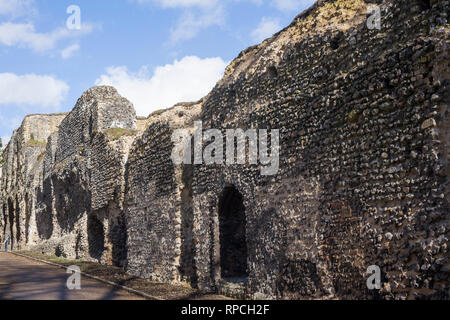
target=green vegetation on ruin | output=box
[27,133,47,147]
[27,139,47,147]
[347,109,360,123]
[105,128,137,140]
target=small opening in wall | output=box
[218,185,248,280]
[330,40,339,50]
[330,36,341,50]
[330,31,344,51]
[267,66,278,78]
[418,0,431,10]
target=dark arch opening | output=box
[7,198,14,249]
[36,179,54,240]
[2,204,6,243]
[267,66,278,78]
[109,213,127,267]
[88,213,105,262]
[330,32,343,50]
[15,197,21,244]
[180,162,197,286]
[25,194,31,244]
[2,204,6,230]
[218,186,248,279]
[417,0,431,10]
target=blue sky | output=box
[0,0,315,145]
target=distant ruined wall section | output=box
[55,86,136,164]
[1,114,67,250]
[0,86,142,267]
[0,0,449,300]
[35,86,138,266]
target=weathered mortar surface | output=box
[136,117,149,132]
[125,102,202,284]
[0,0,449,300]
[190,0,450,299]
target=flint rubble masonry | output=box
[1,0,449,299]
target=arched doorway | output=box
[2,204,6,234]
[25,194,30,244]
[7,198,14,250]
[15,197,21,244]
[218,186,248,280]
[1,204,6,244]
[88,213,105,262]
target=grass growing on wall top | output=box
[105,128,137,140]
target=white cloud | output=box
[0,0,96,57]
[95,56,227,116]
[0,0,35,17]
[251,17,281,42]
[272,0,315,12]
[134,0,308,44]
[0,73,69,108]
[61,43,80,59]
[0,22,93,53]
[132,0,226,44]
[170,5,225,43]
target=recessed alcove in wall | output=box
[25,193,31,244]
[418,0,431,10]
[2,204,6,234]
[180,162,197,285]
[88,213,105,262]
[218,185,248,280]
[330,32,343,50]
[15,197,21,243]
[8,198,14,249]
[267,66,278,78]
[36,178,54,240]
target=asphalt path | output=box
[0,252,143,300]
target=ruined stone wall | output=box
[0,0,448,301]
[0,114,67,250]
[189,0,449,299]
[125,102,201,284]
[33,86,137,265]
[0,86,140,267]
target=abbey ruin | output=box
[1,0,449,299]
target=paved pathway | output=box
[0,253,143,300]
